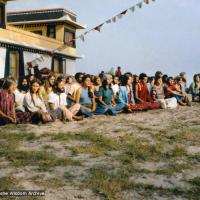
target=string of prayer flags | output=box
[52,0,158,51]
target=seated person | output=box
[18,77,29,94]
[135,73,161,110]
[39,73,56,108]
[118,74,136,112]
[76,75,96,117]
[175,76,192,106]
[111,76,120,97]
[14,81,26,112]
[0,78,17,125]
[151,76,177,109]
[92,76,102,98]
[48,79,83,122]
[65,76,73,96]
[67,73,83,105]
[165,77,189,106]
[95,74,117,116]
[24,79,52,124]
[189,74,200,102]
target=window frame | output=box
[64,28,76,48]
[47,25,56,39]
[0,3,5,29]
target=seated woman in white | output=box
[24,79,52,124]
[48,79,83,122]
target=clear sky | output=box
[7,0,200,82]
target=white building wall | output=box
[0,47,6,78]
[65,59,76,76]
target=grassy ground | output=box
[0,103,200,200]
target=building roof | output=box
[7,8,86,29]
[7,8,76,20]
[8,15,86,29]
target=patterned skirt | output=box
[16,112,32,124]
[129,101,161,111]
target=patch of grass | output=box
[31,175,65,189]
[4,150,81,171]
[120,137,163,161]
[132,182,200,199]
[86,167,133,200]
[70,145,106,156]
[42,145,55,150]
[63,171,76,182]
[157,128,200,145]
[55,130,119,156]
[164,146,188,159]
[0,176,18,190]
[155,162,191,176]
[188,154,200,162]
[187,177,200,188]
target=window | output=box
[64,28,76,48]
[53,57,64,74]
[32,30,43,35]
[0,3,5,28]
[53,58,60,74]
[47,25,56,39]
[9,51,19,80]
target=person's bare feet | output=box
[178,101,187,106]
[73,116,84,121]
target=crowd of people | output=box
[0,67,200,126]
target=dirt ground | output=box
[0,103,200,200]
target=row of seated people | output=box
[0,71,199,125]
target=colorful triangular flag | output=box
[144,0,149,4]
[106,19,112,24]
[112,16,117,23]
[84,31,89,35]
[117,14,123,19]
[129,6,135,12]
[94,23,104,32]
[120,9,128,15]
[136,2,143,8]
[79,35,85,42]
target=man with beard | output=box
[48,79,83,122]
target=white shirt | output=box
[111,84,119,95]
[48,92,67,110]
[14,89,25,112]
[24,92,47,113]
